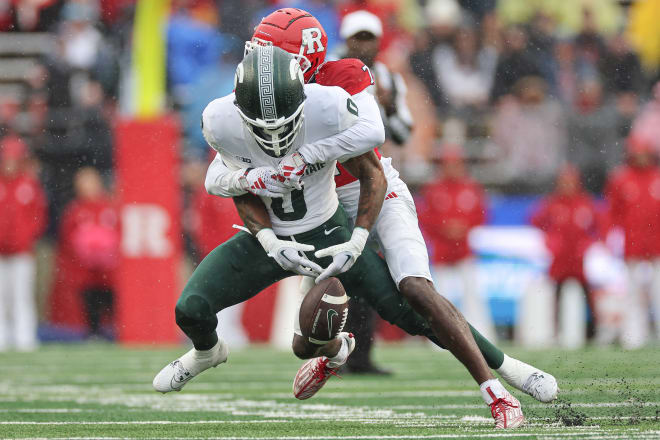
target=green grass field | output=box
[1,342,659,439]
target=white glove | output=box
[277,152,307,190]
[239,167,289,198]
[314,227,369,283]
[256,229,323,276]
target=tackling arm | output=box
[341,150,387,231]
[296,91,385,164]
[313,150,387,283]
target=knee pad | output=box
[175,294,217,334]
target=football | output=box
[299,277,349,345]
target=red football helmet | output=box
[246,8,328,82]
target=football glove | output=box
[277,152,307,190]
[314,227,369,284]
[239,167,289,198]
[256,228,323,277]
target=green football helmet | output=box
[234,45,306,158]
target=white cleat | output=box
[496,354,558,403]
[293,332,355,400]
[152,338,229,393]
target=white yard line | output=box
[265,391,480,399]
[0,408,88,413]
[10,432,660,440]
[389,402,660,410]
[0,420,290,425]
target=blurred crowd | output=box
[1,0,660,349]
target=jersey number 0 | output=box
[271,189,307,221]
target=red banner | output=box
[115,115,182,343]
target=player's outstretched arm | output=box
[314,151,386,283]
[233,193,322,277]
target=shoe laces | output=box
[490,397,517,419]
[312,358,340,382]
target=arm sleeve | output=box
[204,152,249,198]
[296,90,385,164]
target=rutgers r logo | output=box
[301,27,324,54]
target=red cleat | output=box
[293,332,355,400]
[488,389,525,429]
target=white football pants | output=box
[0,253,38,351]
[621,259,660,349]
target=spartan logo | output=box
[258,45,277,120]
[301,27,324,54]
[327,309,338,339]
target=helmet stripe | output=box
[258,45,277,121]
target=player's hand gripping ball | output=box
[299,277,349,345]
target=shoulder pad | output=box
[315,59,374,96]
[202,94,238,150]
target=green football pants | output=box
[175,206,437,350]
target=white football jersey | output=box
[202,83,359,236]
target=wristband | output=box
[238,168,254,191]
[351,227,369,252]
[256,228,278,253]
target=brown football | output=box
[299,277,349,345]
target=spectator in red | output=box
[605,136,660,349]
[418,144,495,341]
[531,165,603,339]
[49,167,119,338]
[0,135,47,351]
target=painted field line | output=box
[0,420,290,425]
[12,433,660,440]
[266,391,479,399]
[389,401,660,410]
[0,408,88,413]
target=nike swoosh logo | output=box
[338,255,351,271]
[327,309,338,338]
[324,226,341,236]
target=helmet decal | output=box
[234,63,244,87]
[301,27,324,54]
[289,58,304,84]
[258,45,277,121]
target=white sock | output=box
[327,337,349,368]
[496,354,531,389]
[480,378,507,405]
[183,339,225,375]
